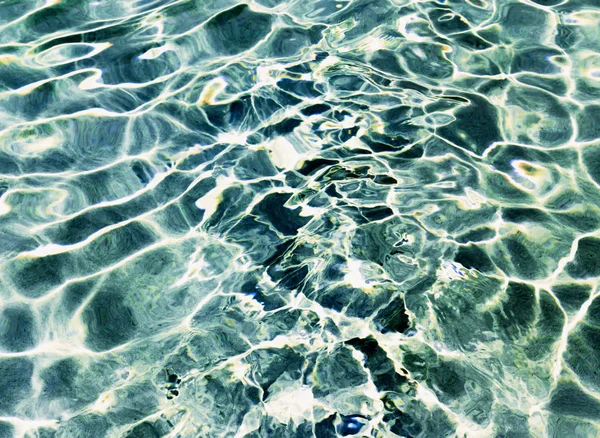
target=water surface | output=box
[1,0,600,436]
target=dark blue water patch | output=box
[56,413,110,438]
[234,149,278,180]
[251,192,312,236]
[82,288,138,351]
[131,160,155,185]
[577,105,600,142]
[257,117,303,138]
[548,381,600,420]
[387,409,424,437]
[312,346,368,398]
[437,93,502,156]
[317,255,344,283]
[277,78,324,99]
[23,0,90,37]
[454,32,493,51]
[511,89,573,143]
[151,172,196,204]
[244,347,304,399]
[202,185,255,232]
[374,297,411,334]
[477,77,510,96]
[268,264,309,292]
[0,227,39,257]
[199,371,259,433]
[329,74,373,92]
[454,227,496,244]
[60,278,99,316]
[304,190,333,208]
[202,97,259,133]
[526,290,564,361]
[494,282,536,341]
[516,74,568,96]
[48,208,127,246]
[9,252,72,298]
[40,358,81,400]
[346,336,410,393]
[228,97,252,129]
[315,415,337,438]
[0,2,37,25]
[372,175,398,185]
[429,359,472,403]
[555,24,581,49]
[308,285,366,316]
[0,63,49,91]
[72,161,150,205]
[0,358,34,415]
[341,204,395,224]
[492,406,532,437]
[338,416,366,435]
[565,324,600,390]
[125,422,164,438]
[300,103,331,117]
[362,132,411,153]
[565,237,600,279]
[242,279,286,311]
[32,31,83,55]
[334,126,360,143]
[552,283,592,314]
[125,418,174,438]
[265,25,325,58]
[500,3,550,43]
[543,207,598,234]
[511,47,563,74]
[368,49,407,76]
[336,0,397,38]
[401,43,454,80]
[0,305,38,353]
[576,78,600,101]
[380,105,417,128]
[0,422,14,438]
[73,222,156,274]
[297,158,339,176]
[126,113,184,155]
[502,207,552,225]
[204,5,272,56]
[584,295,600,326]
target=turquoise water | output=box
[1,0,600,436]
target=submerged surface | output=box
[1,0,600,436]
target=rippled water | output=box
[1,0,600,436]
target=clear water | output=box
[1,0,600,436]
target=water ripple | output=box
[1,0,600,436]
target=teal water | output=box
[1,0,600,436]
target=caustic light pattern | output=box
[1,0,600,437]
